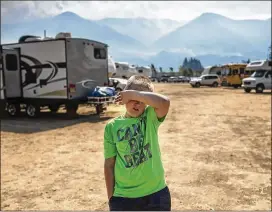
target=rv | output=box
[0,33,109,118]
[202,65,227,85]
[112,62,137,79]
[202,65,222,76]
[242,60,272,93]
[108,55,116,77]
[135,66,152,77]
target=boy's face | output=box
[125,100,146,118]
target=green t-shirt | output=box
[104,106,167,198]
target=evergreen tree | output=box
[159,67,163,72]
[183,58,188,69]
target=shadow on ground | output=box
[222,87,272,95]
[0,111,117,134]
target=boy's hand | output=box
[114,91,133,105]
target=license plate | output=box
[70,88,76,93]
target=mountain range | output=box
[1,11,271,70]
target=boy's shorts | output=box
[108,186,171,211]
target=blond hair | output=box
[124,75,154,92]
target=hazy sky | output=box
[1,1,271,24]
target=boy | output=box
[104,75,171,211]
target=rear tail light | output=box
[69,84,76,92]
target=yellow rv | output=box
[221,63,248,88]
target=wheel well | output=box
[256,83,265,88]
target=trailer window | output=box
[5,54,18,71]
[94,48,106,59]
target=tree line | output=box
[179,57,204,77]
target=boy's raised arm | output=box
[115,90,170,118]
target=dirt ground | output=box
[1,83,271,210]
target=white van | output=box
[242,60,272,93]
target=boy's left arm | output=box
[116,90,170,118]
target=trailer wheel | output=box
[49,105,60,113]
[96,104,104,115]
[7,103,20,117]
[66,103,78,118]
[26,104,40,118]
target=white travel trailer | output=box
[108,55,116,77]
[135,66,152,77]
[202,65,222,76]
[112,62,137,79]
[0,33,110,117]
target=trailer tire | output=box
[26,104,40,118]
[66,103,78,118]
[49,105,60,113]
[7,103,20,117]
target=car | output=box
[148,76,159,82]
[168,77,180,83]
[189,74,220,88]
[242,70,271,93]
[159,75,171,82]
[109,78,128,92]
[178,76,190,83]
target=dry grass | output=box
[1,84,271,210]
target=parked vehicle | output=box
[221,63,248,88]
[190,74,220,88]
[242,60,272,93]
[0,32,112,118]
[168,76,180,83]
[135,66,152,77]
[178,76,190,83]
[109,78,127,92]
[160,75,171,82]
[112,62,137,79]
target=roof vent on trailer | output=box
[18,35,41,43]
[55,32,72,39]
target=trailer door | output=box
[2,49,21,98]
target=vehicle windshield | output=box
[251,70,266,78]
